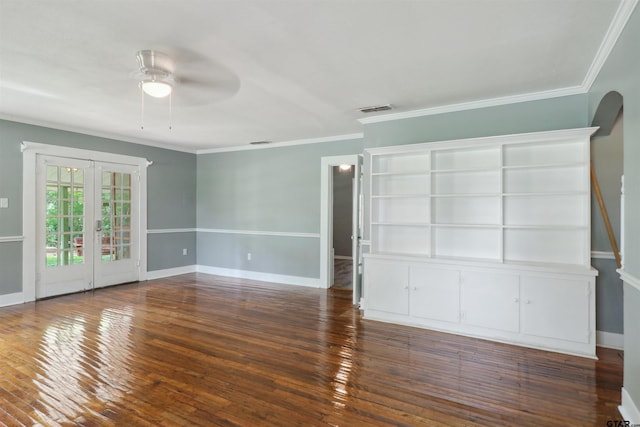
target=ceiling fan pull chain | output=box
[140,85,145,130]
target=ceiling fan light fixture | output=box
[136,50,175,98]
[141,79,173,98]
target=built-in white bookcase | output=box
[369,129,592,267]
[364,128,598,358]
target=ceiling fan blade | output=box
[172,66,240,106]
[171,79,239,106]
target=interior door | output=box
[352,155,363,305]
[37,156,140,298]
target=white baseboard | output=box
[196,265,321,288]
[0,292,24,307]
[1,265,319,309]
[596,330,624,350]
[334,255,353,260]
[146,265,197,280]
[620,387,640,424]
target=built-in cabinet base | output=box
[363,255,597,358]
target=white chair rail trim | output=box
[0,236,24,243]
[618,269,640,293]
[196,228,320,238]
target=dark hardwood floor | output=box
[0,273,624,426]
[332,258,353,289]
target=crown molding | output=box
[196,133,363,154]
[1,111,363,155]
[357,86,585,125]
[582,0,639,90]
[0,114,198,154]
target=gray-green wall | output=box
[591,112,624,335]
[364,94,588,148]
[0,118,197,298]
[196,138,362,279]
[589,5,640,417]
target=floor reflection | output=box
[316,289,358,416]
[33,306,134,422]
[36,317,88,421]
[96,307,134,401]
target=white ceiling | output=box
[0,0,631,152]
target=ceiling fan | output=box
[135,50,175,98]
[132,48,240,106]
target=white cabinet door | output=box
[521,276,591,344]
[409,265,460,323]
[364,259,409,315]
[461,271,519,332]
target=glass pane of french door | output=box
[45,164,85,267]
[100,170,132,262]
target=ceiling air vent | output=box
[359,104,392,113]
[249,140,271,145]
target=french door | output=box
[36,155,140,298]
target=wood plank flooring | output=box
[0,273,624,426]
[332,258,353,289]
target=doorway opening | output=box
[319,154,362,305]
[332,164,355,290]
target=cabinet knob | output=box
[514,298,519,303]
[525,299,532,304]
[404,286,409,290]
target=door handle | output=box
[96,220,102,232]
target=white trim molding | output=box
[618,269,640,292]
[0,236,24,243]
[20,141,153,166]
[2,113,197,154]
[0,292,24,307]
[147,228,197,234]
[591,250,617,260]
[583,0,639,90]
[620,387,640,424]
[147,265,197,280]
[197,265,321,288]
[197,133,363,154]
[320,154,361,290]
[596,330,624,350]
[358,86,585,125]
[197,228,319,238]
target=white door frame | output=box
[21,141,150,302]
[320,154,360,291]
